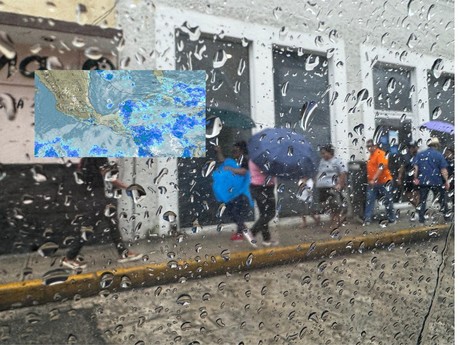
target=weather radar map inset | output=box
[34,70,206,158]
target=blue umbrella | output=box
[421,121,454,135]
[247,128,319,179]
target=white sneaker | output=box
[243,230,257,247]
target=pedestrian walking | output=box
[397,143,420,208]
[242,160,278,247]
[413,137,450,224]
[62,158,142,270]
[363,139,396,225]
[444,146,455,208]
[315,144,348,228]
[214,141,252,242]
[298,177,321,228]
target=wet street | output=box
[0,230,453,345]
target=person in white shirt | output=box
[315,144,348,228]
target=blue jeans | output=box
[418,185,448,223]
[364,184,395,222]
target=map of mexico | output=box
[34,70,206,158]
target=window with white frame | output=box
[427,72,454,147]
[272,45,331,217]
[175,29,253,227]
[372,63,413,113]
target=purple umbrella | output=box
[421,121,454,135]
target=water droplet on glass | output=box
[406,33,417,49]
[120,56,130,69]
[153,168,168,184]
[213,49,232,68]
[300,101,318,131]
[0,32,16,60]
[308,312,319,323]
[314,35,323,47]
[49,308,60,321]
[317,260,327,273]
[67,334,78,344]
[42,268,70,286]
[104,204,117,217]
[126,184,146,203]
[0,93,17,121]
[432,106,442,120]
[73,171,84,184]
[163,211,177,223]
[180,22,201,41]
[442,78,452,91]
[194,44,206,60]
[381,32,389,45]
[100,272,114,289]
[281,81,289,96]
[326,48,335,59]
[246,253,254,267]
[277,183,285,193]
[120,276,131,288]
[177,294,192,306]
[37,242,59,257]
[301,275,311,285]
[216,318,225,327]
[431,58,444,79]
[237,58,246,76]
[305,55,320,71]
[71,36,85,48]
[84,47,103,60]
[387,77,396,94]
[22,194,34,205]
[201,160,216,177]
[407,0,415,16]
[206,116,222,139]
[181,322,192,331]
[216,203,226,218]
[220,249,230,261]
[353,123,364,135]
[299,326,307,339]
[330,91,338,105]
[104,167,119,182]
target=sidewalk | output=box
[0,213,452,311]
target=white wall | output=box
[117,0,454,235]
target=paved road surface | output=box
[0,229,453,345]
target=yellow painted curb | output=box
[0,224,451,311]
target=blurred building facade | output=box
[0,1,454,245]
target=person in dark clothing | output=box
[245,160,277,247]
[62,158,142,270]
[215,141,251,242]
[413,137,450,224]
[397,143,420,208]
[444,146,454,208]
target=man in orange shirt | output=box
[363,139,396,225]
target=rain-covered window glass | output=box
[176,30,252,227]
[272,46,330,217]
[373,63,412,112]
[426,72,455,147]
[427,72,454,124]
